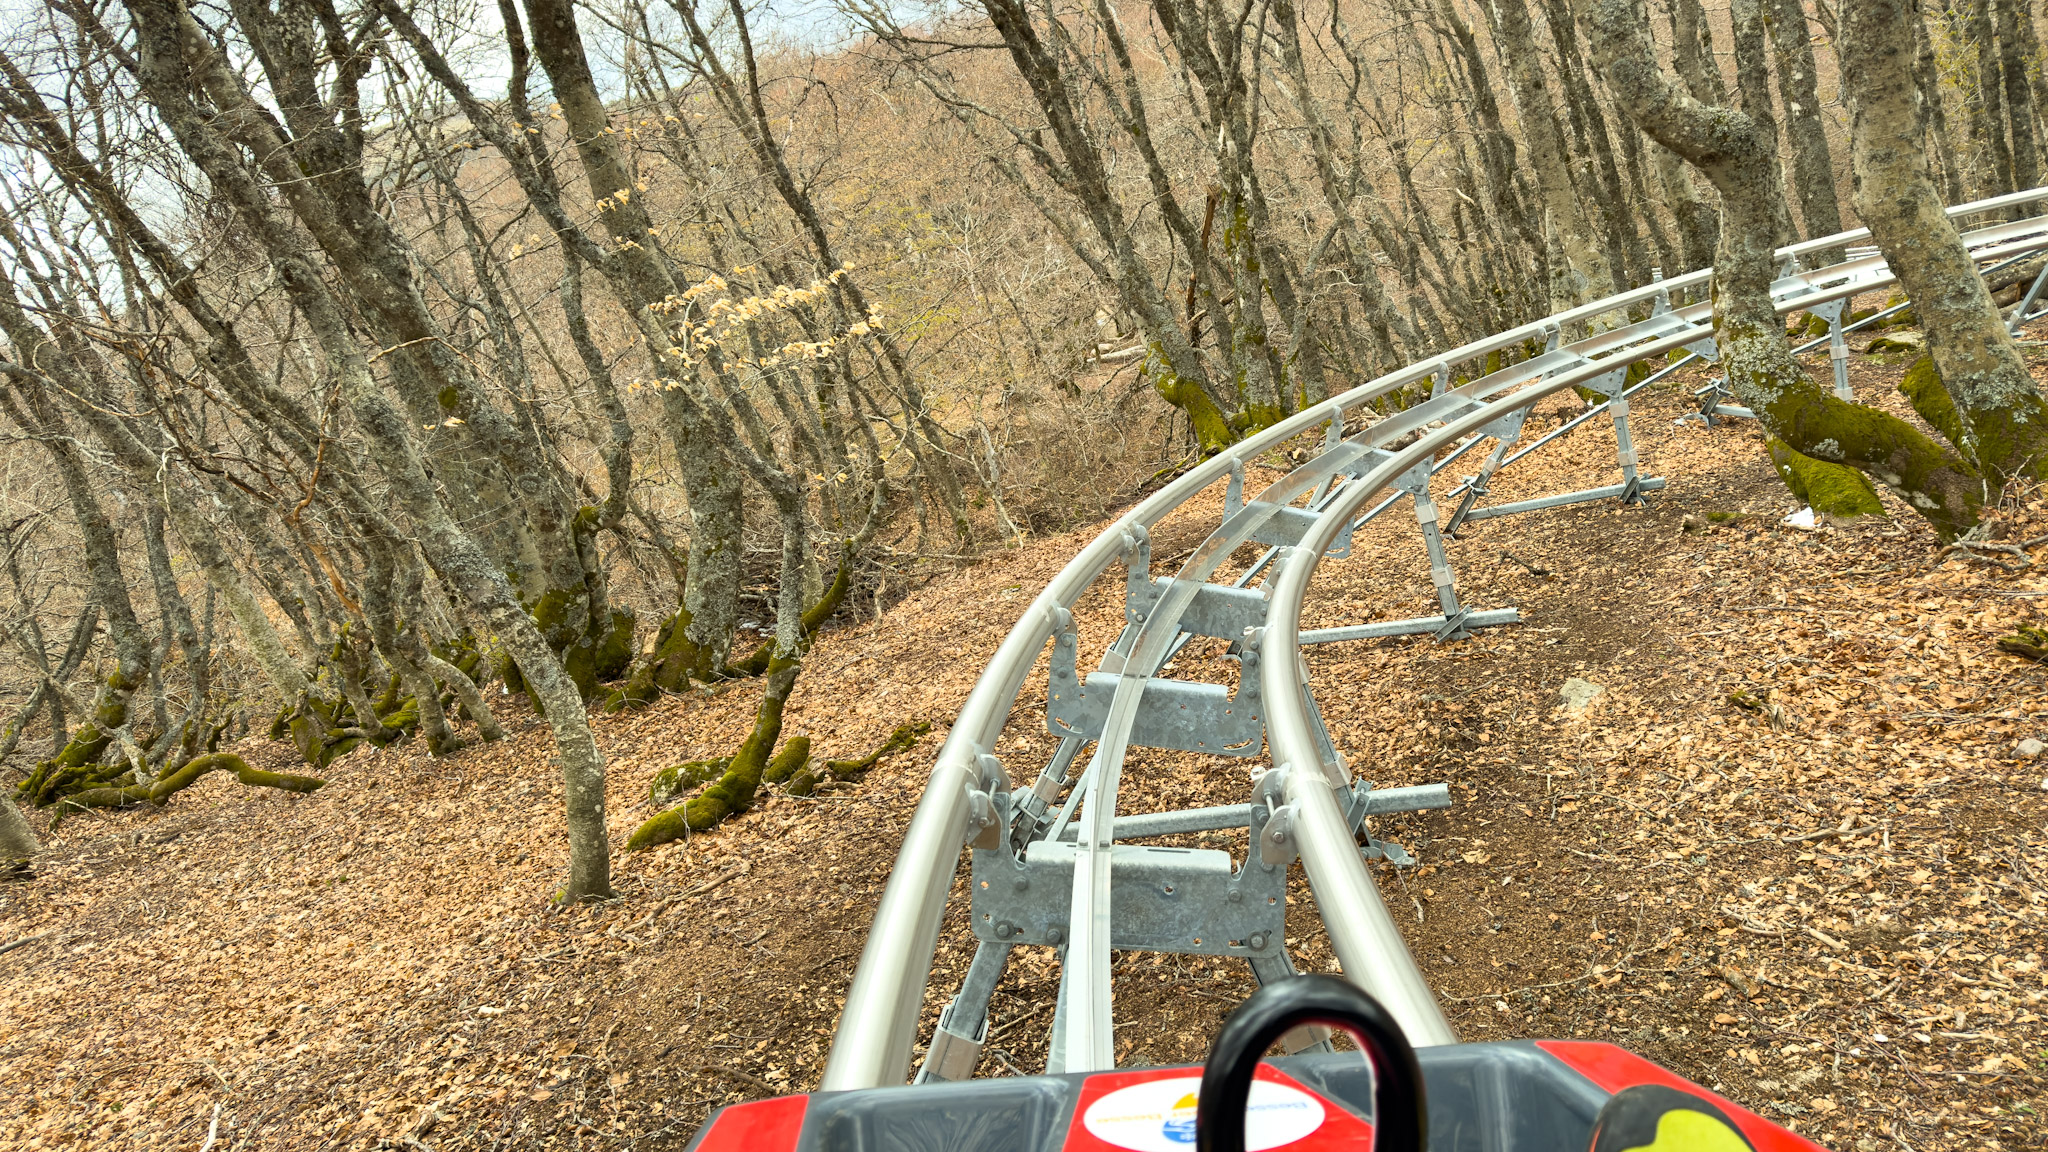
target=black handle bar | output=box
[1195,974,1426,1152]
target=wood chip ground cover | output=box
[2,340,2044,1150]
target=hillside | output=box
[3,355,2046,1152]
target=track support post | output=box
[916,941,1013,1083]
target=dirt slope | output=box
[3,352,2045,1152]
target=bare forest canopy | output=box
[2,0,2047,902]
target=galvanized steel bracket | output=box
[1045,623,1265,757]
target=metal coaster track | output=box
[819,188,2048,1092]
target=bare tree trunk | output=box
[1653,139,1720,271]
[1671,0,1731,104]
[2017,0,2048,173]
[1839,0,2048,480]
[0,791,37,867]
[1429,0,1545,268]
[1582,0,1987,538]
[141,505,206,762]
[1487,0,1617,307]
[1541,0,1645,284]
[1996,0,2041,192]
[1965,0,2017,196]
[1912,3,1966,203]
[1273,0,1410,369]
[1772,0,1846,257]
[1729,0,1796,247]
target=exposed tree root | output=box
[626,655,801,850]
[608,552,851,712]
[649,758,729,806]
[760,737,812,788]
[786,721,930,797]
[261,630,502,768]
[1766,436,1885,519]
[56,753,323,816]
[1998,626,2048,662]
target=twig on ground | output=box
[695,1063,780,1096]
[0,932,50,956]
[685,864,747,899]
[1782,823,1881,843]
[197,1103,222,1152]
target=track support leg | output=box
[916,941,1014,1083]
[1248,950,1335,1054]
[1402,470,1469,640]
[2010,259,2048,335]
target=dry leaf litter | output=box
[2,335,2044,1151]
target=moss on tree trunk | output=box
[60,753,323,813]
[1766,436,1886,518]
[626,654,802,849]
[605,602,721,712]
[725,553,852,679]
[1582,0,1987,541]
[1837,0,2048,482]
[649,757,729,806]
[1898,355,1969,450]
[786,721,930,796]
[610,548,854,712]
[1148,351,1236,455]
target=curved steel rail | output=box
[822,187,2048,1090]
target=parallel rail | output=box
[821,187,2048,1089]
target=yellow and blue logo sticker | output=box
[1080,1076,1326,1151]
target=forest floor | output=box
[3,332,2046,1152]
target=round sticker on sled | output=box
[1081,1076,1326,1152]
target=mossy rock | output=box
[1765,436,1885,519]
[650,757,729,806]
[1789,312,1829,339]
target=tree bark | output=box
[1729,0,1796,247]
[1838,0,2048,481]
[1911,3,1966,203]
[1487,0,1618,307]
[1581,0,1987,538]
[1771,0,1846,257]
[1995,0,2040,193]
[1964,0,2016,197]
[1669,0,1731,105]
[0,791,38,867]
